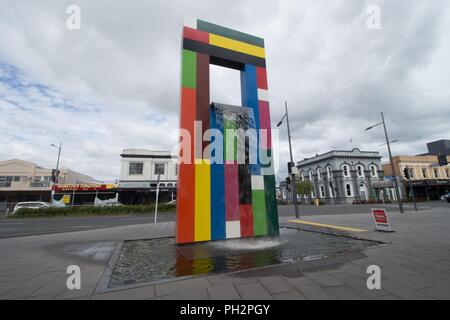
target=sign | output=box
[53,184,116,192]
[371,208,394,232]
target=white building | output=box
[118,150,178,204]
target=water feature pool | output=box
[109,227,380,288]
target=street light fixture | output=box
[379,140,399,147]
[277,101,300,219]
[51,142,62,184]
[366,112,404,214]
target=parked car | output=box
[441,193,450,203]
[13,201,51,213]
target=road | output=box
[0,201,447,239]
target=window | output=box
[422,168,427,179]
[320,186,325,198]
[129,162,144,175]
[317,168,323,181]
[326,166,333,179]
[357,165,364,177]
[0,176,12,188]
[329,182,335,198]
[370,165,378,177]
[434,169,439,178]
[343,165,350,177]
[446,168,449,178]
[33,176,42,182]
[154,163,165,175]
[309,170,314,181]
[301,172,305,181]
[346,184,352,197]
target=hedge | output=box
[10,204,176,219]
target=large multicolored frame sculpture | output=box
[177,18,279,244]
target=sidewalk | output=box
[1,207,450,300]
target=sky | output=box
[0,0,449,182]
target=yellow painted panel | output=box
[209,34,265,58]
[195,159,211,241]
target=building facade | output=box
[118,150,178,204]
[282,149,386,204]
[383,155,450,201]
[0,159,99,211]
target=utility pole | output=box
[278,101,300,218]
[366,113,404,214]
[405,166,418,211]
[154,174,161,224]
[51,142,62,184]
[381,112,404,214]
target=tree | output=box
[296,180,314,196]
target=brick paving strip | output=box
[1,206,450,300]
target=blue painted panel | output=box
[210,106,226,240]
[241,64,261,175]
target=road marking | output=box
[288,220,368,232]
[0,222,26,225]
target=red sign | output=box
[52,184,110,192]
[371,208,393,232]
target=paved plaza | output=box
[0,203,449,300]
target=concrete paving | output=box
[0,202,449,300]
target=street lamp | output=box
[277,101,300,219]
[365,112,404,214]
[51,142,62,184]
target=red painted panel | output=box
[258,101,272,150]
[225,163,240,221]
[196,53,210,158]
[240,205,254,238]
[183,27,209,44]
[177,87,196,244]
[256,67,268,89]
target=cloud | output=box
[0,0,449,182]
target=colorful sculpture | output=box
[177,18,278,244]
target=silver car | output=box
[13,201,51,213]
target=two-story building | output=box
[0,159,99,211]
[383,155,450,201]
[281,148,386,204]
[118,149,178,205]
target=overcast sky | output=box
[1,0,449,182]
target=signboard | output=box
[52,184,116,192]
[371,208,394,232]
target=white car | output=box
[13,201,51,213]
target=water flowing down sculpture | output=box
[177,18,279,244]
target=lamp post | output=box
[365,112,404,214]
[50,142,62,204]
[51,142,62,184]
[277,101,300,219]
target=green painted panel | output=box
[264,175,279,236]
[197,20,265,48]
[224,117,236,162]
[182,49,197,88]
[252,190,267,236]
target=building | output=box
[281,149,387,204]
[383,155,450,201]
[118,150,178,205]
[423,139,450,156]
[0,159,99,211]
